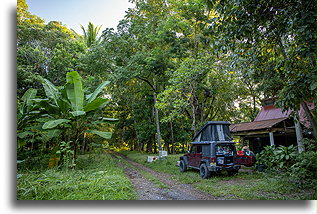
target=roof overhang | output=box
[230,117,290,135]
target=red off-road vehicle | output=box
[179,121,241,179]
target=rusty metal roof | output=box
[230,117,287,133]
[230,99,315,134]
[254,105,291,121]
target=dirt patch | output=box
[218,179,247,185]
[111,152,221,200]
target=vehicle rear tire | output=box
[200,163,210,179]
[179,160,187,172]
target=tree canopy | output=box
[17,0,315,156]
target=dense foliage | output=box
[17,0,315,157]
[256,139,316,187]
[16,0,315,201]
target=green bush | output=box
[256,145,276,169]
[289,139,316,187]
[256,139,316,187]
[256,144,297,171]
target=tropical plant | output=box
[17,88,39,150]
[81,22,102,48]
[256,145,297,170]
[37,71,117,167]
[289,139,316,187]
[272,145,297,169]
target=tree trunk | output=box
[191,102,196,132]
[81,133,86,153]
[137,77,163,152]
[301,101,316,138]
[153,135,157,154]
[170,121,175,154]
[153,91,163,152]
[146,140,152,153]
[294,117,305,153]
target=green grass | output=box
[119,150,315,200]
[17,153,137,200]
[114,153,169,189]
[192,172,314,200]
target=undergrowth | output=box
[17,153,137,200]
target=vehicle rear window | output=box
[216,144,234,155]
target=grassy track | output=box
[119,150,315,200]
[17,150,315,200]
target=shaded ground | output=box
[110,151,221,200]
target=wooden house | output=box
[230,98,314,154]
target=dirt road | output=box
[111,152,221,200]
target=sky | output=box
[27,0,134,34]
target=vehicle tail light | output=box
[237,151,244,156]
[210,157,216,163]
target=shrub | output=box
[289,139,316,187]
[256,139,316,187]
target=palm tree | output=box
[81,22,102,48]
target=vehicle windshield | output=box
[216,144,234,155]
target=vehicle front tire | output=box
[179,160,187,172]
[200,163,210,179]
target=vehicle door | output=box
[194,145,203,167]
[188,144,202,168]
[187,145,196,167]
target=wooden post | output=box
[240,136,245,146]
[269,132,275,146]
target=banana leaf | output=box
[17,131,34,139]
[42,119,71,129]
[87,81,110,103]
[21,88,37,112]
[70,111,86,117]
[66,71,84,113]
[44,129,63,139]
[84,98,109,112]
[93,117,119,125]
[39,76,61,107]
[86,130,112,139]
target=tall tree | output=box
[17,1,85,97]
[81,22,102,48]
[210,0,316,136]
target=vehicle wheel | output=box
[179,160,187,172]
[200,163,210,179]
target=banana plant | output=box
[39,71,114,132]
[37,71,117,165]
[17,88,43,150]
